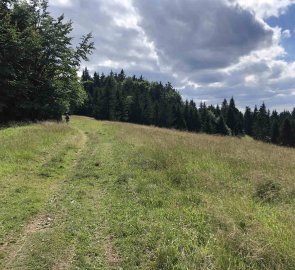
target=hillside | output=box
[1,116,295,269]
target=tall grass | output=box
[100,121,295,269]
[1,117,295,269]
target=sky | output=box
[48,0,295,110]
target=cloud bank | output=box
[49,0,295,110]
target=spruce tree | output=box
[173,105,186,130]
[194,110,202,132]
[153,102,160,126]
[203,111,216,134]
[114,88,124,121]
[101,76,117,120]
[142,92,153,125]
[244,106,253,135]
[215,105,221,117]
[280,118,294,147]
[100,73,106,86]
[253,103,270,141]
[188,100,200,132]
[93,72,100,87]
[216,116,230,135]
[118,69,126,82]
[184,100,190,130]
[226,97,240,135]
[221,99,229,120]
[271,120,279,144]
[227,108,236,135]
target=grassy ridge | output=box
[1,117,295,269]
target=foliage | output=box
[0,0,94,122]
[78,68,295,147]
[76,69,232,136]
[280,118,295,147]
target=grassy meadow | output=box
[1,116,295,269]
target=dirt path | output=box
[1,127,88,270]
[1,118,121,270]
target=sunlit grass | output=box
[1,116,295,269]
[98,121,295,269]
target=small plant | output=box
[254,181,281,203]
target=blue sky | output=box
[49,0,295,111]
[267,5,295,62]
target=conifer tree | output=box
[101,76,117,120]
[114,88,124,121]
[100,73,106,86]
[221,99,229,120]
[184,100,190,130]
[215,105,221,117]
[194,110,202,132]
[226,98,237,135]
[202,111,216,134]
[244,106,253,135]
[216,116,230,135]
[253,103,270,141]
[271,120,279,144]
[188,100,200,132]
[118,69,126,82]
[172,105,186,130]
[153,102,160,126]
[142,92,153,125]
[93,72,100,87]
[280,118,294,147]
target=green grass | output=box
[1,116,295,269]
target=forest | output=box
[1,0,295,147]
[76,68,295,147]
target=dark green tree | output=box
[188,100,201,132]
[216,116,230,135]
[118,69,126,82]
[226,97,243,135]
[253,103,270,141]
[172,104,186,130]
[93,72,100,87]
[271,120,279,144]
[221,99,229,120]
[280,118,294,147]
[244,106,253,135]
[0,0,94,122]
[101,76,117,120]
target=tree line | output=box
[76,68,295,147]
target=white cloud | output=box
[235,0,294,18]
[50,0,72,7]
[282,29,292,38]
[134,0,273,71]
[48,0,295,110]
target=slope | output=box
[1,116,295,269]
